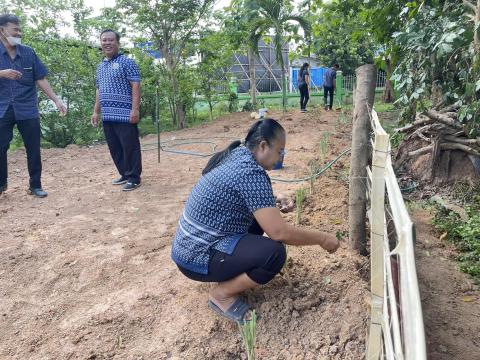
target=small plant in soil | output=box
[296,188,306,225]
[280,245,293,287]
[319,131,330,164]
[338,109,350,126]
[238,310,257,360]
[336,230,348,241]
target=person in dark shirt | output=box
[323,63,339,111]
[298,62,310,113]
[172,118,340,324]
[0,14,67,198]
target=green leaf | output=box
[475,80,480,92]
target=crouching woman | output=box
[171,118,339,323]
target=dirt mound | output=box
[0,108,368,359]
[395,137,479,184]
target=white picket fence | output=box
[365,109,426,359]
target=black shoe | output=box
[300,109,306,113]
[112,176,128,185]
[122,182,141,191]
[29,187,48,198]
[324,105,328,111]
[0,183,7,194]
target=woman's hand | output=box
[275,193,295,213]
[321,233,340,253]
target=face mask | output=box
[7,36,21,46]
[1,29,21,46]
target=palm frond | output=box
[284,15,311,38]
[256,0,282,19]
[248,18,271,55]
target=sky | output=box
[79,0,238,45]
[84,0,232,15]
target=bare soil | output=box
[0,108,478,359]
[412,209,480,360]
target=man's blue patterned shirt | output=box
[95,53,140,123]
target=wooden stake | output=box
[348,64,377,254]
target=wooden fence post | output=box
[366,111,389,359]
[348,64,377,254]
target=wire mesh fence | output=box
[344,71,386,92]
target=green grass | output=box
[9,95,399,151]
[139,107,227,137]
[8,107,224,152]
[432,204,480,282]
[374,102,396,113]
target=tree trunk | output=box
[475,0,480,71]
[463,0,480,69]
[248,47,257,107]
[348,64,377,255]
[176,101,186,129]
[475,1,480,59]
[280,57,287,111]
[163,46,186,128]
[382,58,395,103]
[208,100,213,121]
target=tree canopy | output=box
[2,0,479,145]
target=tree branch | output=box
[395,116,433,133]
[444,135,480,146]
[425,109,463,129]
[409,142,480,157]
[463,0,476,12]
[441,142,480,156]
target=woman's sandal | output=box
[208,298,259,324]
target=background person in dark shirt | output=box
[323,63,339,111]
[0,14,67,198]
[298,62,310,113]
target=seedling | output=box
[295,188,306,225]
[319,132,330,164]
[238,310,257,360]
[338,109,350,126]
[280,245,292,287]
[336,230,348,241]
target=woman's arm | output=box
[254,207,339,252]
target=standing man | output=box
[323,63,339,111]
[91,29,142,191]
[0,14,67,198]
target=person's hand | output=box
[91,112,99,127]
[0,69,22,80]
[54,99,67,117]
[129,109,140,124]
[276,193,295,213]
[322,233,340,253]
